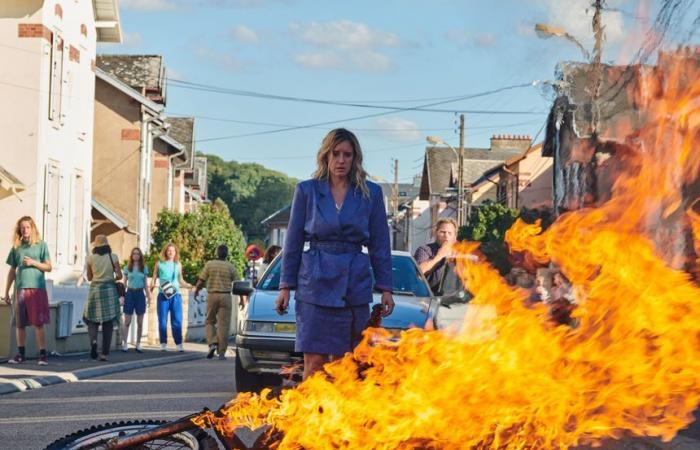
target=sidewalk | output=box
[0,342,209,395]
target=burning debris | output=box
[187,49,700,450]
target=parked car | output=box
[232,250,439,392]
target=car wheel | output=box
[235,350,264,393]
[235,351,284,393]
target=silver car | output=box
[232,250,439,392]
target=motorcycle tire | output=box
[43,419,218,450]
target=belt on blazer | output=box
[308,241,363,254]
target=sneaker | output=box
[218,354,227,361]
[122,342,128,352]
[135,344,143,353]
[7,353,24,364]
[206,345,217,359]
[177,344,184,352]
[38,355,48,366]
[160,343,167,352]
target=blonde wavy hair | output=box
[12,216,41,248]
[312,128,370,198]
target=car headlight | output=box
[243,321,296,333]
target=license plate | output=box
[275,323,296,333]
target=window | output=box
[48,32,64,123]
[43,163,61,263]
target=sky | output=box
[102,0,671,182]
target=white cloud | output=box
[542,0,625,46]
[290,20,402,50]
[293,52,344,70]
[289,20,402,72]
[445,30,497,49]
[201,0,293,6]
[375,117,421,142]
[293,50,393,73]
[230,25,260,44]
[195,47,247,71]
[120,0,181,11]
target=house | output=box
[469,143,552,211]
[184,156,209,212]
[418,134,532,232]
[161,117,196,214]
[375,179,423,251]
[92,67,169,258]
[261,204,291,247]
[0,0,121,356]
[94,55,192,255]
[0,0,121,291]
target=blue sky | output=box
[104,0,662,182]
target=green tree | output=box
[205,154,297,242]
[147,199,246,283]
[459,201,520,274]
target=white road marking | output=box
[0,411,194,424]
[0,392,235,405]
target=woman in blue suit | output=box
[275,128,394,379]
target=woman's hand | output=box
[380,291,395,317]
[275,288,290,315]
[2,295,10,306]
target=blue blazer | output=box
[280,178,393,307]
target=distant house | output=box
[469,143,552,211]
[0,0,121,290]
[261,205,291,247]
[418,134,533,231]
[375,179,423,251]
[184,156,208,212]
[163,117,196,213]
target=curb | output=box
[0,352,203,396]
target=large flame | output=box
[195,51,700,449]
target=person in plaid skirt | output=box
[84,235,123,361]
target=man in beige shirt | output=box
[194,245,239,360]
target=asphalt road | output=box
[0,357,237,450]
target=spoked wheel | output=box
[44,420,218,450]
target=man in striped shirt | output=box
[194,245,240,360]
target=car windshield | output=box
[257,254,432,297]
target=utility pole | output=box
[590,0,604,134]
[391,159,399,249]
[392,159,399,217]
[457,114,465,227]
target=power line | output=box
[167,78,546,115]
[193,85,547,144]
[169,112,542,133]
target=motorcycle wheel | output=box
[43,420,218,450]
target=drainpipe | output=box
[166,146,186,210]
[138,109,164,252]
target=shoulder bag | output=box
[160,263,178,299]
[110,254,126,297]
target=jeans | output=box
[157,293,182,345]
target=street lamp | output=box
[426,135,465,227]
[534,23,590,61]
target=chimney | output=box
[490,134,531,152]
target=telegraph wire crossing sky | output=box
[107,0,667,181]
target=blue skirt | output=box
[295,300,370,355]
